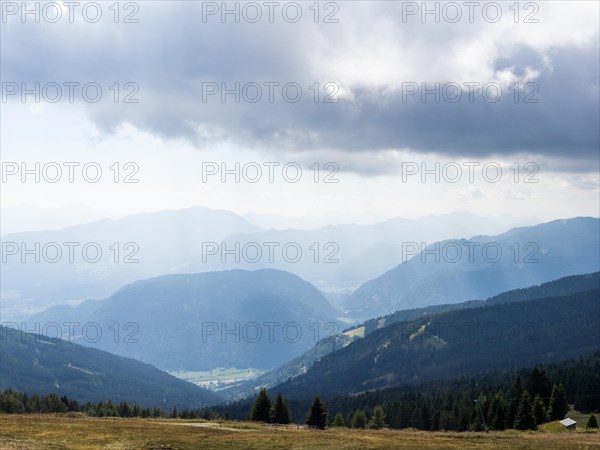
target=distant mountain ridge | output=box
[215,211,535,291]
[1,206,263,318]
[346,217,600,319]
[1,208,530,319]
[0,326,222,409]
[362,271,600,334]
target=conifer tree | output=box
[332,412,346,427]
[532,395,548,426]
[526,368,553,408]
[249,389,272,422]
[368,406,387,429]
[270,393,291,424]
[351,410,367,428]
[548,384,569,421]
[488,391,507,430]
[306,396,327,429]
[514,391,536,430]
[507,375,523,427]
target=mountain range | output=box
[4,212,599,410]
[0,207,530,319]
[346,217,600,319]
[17,217,600,375]
[0,206,261,318]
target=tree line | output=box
[0,390,217,420]
[248,389,329,429]
[247,389,389,430]
[249,367,599,431]
[320,365,598,431]
[243,369,575,431]
[217,353,600,430]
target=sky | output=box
[1,1,599,233]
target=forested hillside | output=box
[0,326,221,409]
[271,288,600,399]
[218,352,600,430]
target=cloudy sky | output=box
[1,1,598,232]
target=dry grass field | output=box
[1,414,599,450]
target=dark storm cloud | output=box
[310,46,600,158]
[2,2,598,173]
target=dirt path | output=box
[155,421,249,432]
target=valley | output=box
[169,368,264,391]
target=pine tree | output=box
[119,401,132,418]
[351,410,367,429]
[586,414,598,429]
[526,367,553,409]
[332,412,345,427]
[507,375,523,428]
[249,389,272,422]
[306,396,327,429]
[514,391,536,430]
[548,384,569,421]
[368,406,387,429]
[270,393,291,424]
[171,406,178,419]
[532,395,548,426]
[488,391,507,430]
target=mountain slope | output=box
[0,326,221,409]
[271,288,600,399]
[347,217,600,319]
[0,206,262,318]
[362,271,600,334]
[31,269,339,371]
[220,272,599,399]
